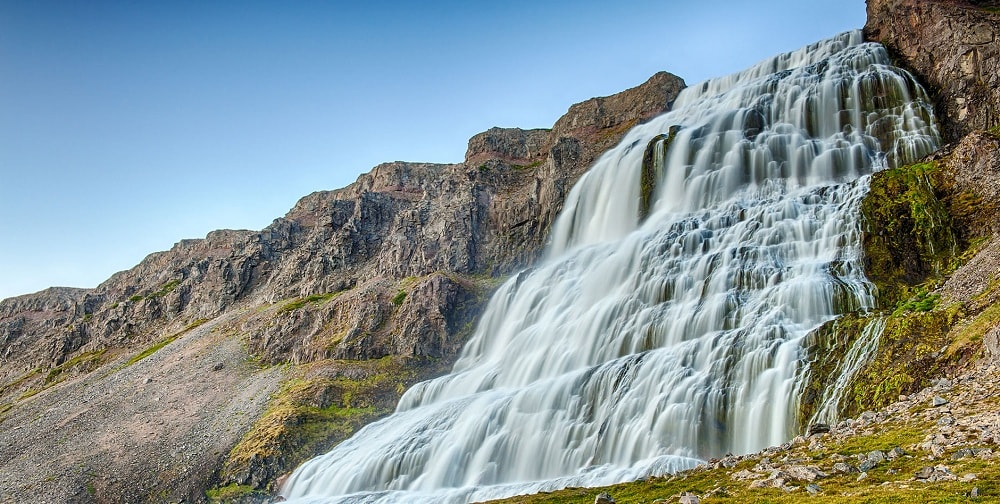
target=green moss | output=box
[221,356,433,491]
[277,292,339,314]
[893,288,940,314]
[861,161,957,308]
[391,290,407,306]
[206,483,260,502]
[149,279,181,298]
[845,304,961,417]
[129,295,144,303]
[639,126,680,222]
[45,349,108,384]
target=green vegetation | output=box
[485,417,995,504]
[220,356,435,492]
[860,161,956,309]
[391,290,407,306]
[0,368,41,397]
[125,279,183,304]
[125,318,208,366]
[893,288,940,314]
[149,279,181,298]
[639,126,680,222]
[844,304,962,417]
[206,483,260,502]
[277,292,339,314]
[511,160,544,170]
[45,349,107,384]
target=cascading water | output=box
[283,31,939,503]
[811,316,888,424]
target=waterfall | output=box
[282,30,939,503]
[810,316,888,424]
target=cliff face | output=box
[865,0,1000,142]
[0,72,684,502]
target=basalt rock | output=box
[865,0,1000,142]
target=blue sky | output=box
[0,1,865,300]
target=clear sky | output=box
[0,1,866,301]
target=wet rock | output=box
[807,423,830,436]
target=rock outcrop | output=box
[865,0,1000,141]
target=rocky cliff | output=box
[865,0,1000,142]
[0,72,684,503]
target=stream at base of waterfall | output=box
[282,30,940,503]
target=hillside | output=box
[0,70,684,502]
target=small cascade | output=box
[282,30,939,503]
[811,316,888,424]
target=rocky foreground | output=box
[487,361,1000,503]
[1,0,999,503]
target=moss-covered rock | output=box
[214,356,451,496]
[638,125,680,222]
[860,161,957,309]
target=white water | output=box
[283,31,939,503]
[811,316,888,424]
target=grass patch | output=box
[149,279,181,298]
[125,318,208,366]
[221,356,436,491]
[277,292,339,314]
[391,290,407,306]
[0,368,41,396]
[129,295,144,303]
[206,483,260,502]
[18,388,41,400]
[45,349,107,384]
[947,302,1000,357]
